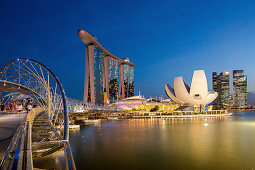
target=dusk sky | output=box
[1,0,255,100]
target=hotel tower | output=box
[77,29,135,105]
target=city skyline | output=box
[1,1,255,169]
[1,0,255,100]
[212,70,248,108]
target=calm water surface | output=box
[35,111,255,169]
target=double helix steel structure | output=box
[0,58,76,169]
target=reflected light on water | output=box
[203,123,209,126]
[34,111,255,170]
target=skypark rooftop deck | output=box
[77,29,135,67]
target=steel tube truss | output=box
[0,58,68,140]
[0,58,76,169]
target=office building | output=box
[233,70,247,108]
[212,72,230,109]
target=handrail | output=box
[0,114,27,169]
[26,107,44,122]
[63,140,77,170]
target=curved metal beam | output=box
[0,80,46,105]
[0,58,69,140]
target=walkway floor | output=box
[0,113,24,162]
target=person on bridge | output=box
[9,103,14,113]
[1,103,4,113]
[14,103,18,112]
[26,102,32,112]
[17,102,23,114]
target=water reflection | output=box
[35,111,255,169]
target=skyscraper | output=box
[212,72,230,109]
[233,70,247,108]
[123,59,134,98]
[78,29,135,105]
[93,45,104,105]
[108,57,119,102]
[212,72,220,108]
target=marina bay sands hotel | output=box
[77,29,135,105]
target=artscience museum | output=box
[165,70,218,111]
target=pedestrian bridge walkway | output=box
[0,58,76,169]
[0,114,24,162]
[0,108,76,169]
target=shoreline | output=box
[111,113,233,119]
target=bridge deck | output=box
[0,113,24,162]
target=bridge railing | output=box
[0,108,77,170]
[29,108,76,170]
[0,114,27,169]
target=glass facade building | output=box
[212,72,219,107]
[233,70,247,108]
[212,72,230,109]
[124,63,134,98]
[79,29,135,105]
[87,47,135,105]
[93,45,104,105]
[108,57,119,101]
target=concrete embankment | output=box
[0,113,24,162]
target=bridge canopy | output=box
[0,80,40,95]
[0,58,68,140]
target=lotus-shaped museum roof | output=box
[165,70,217,106]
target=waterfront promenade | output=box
[0,113,24,161]
[131,113,232,119]
[72,110,232,120]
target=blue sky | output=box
[1,0,255,100]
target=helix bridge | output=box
[0,58,76,169]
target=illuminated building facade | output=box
[212,72,220,108]
[123,59,134,98]
[233,70,247,108]
[108,57,119,101]
[113,95,180,112]
[78,29,135,105]
[212,72,230,109]
[93,46,104,104]
[165,70,218,112]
